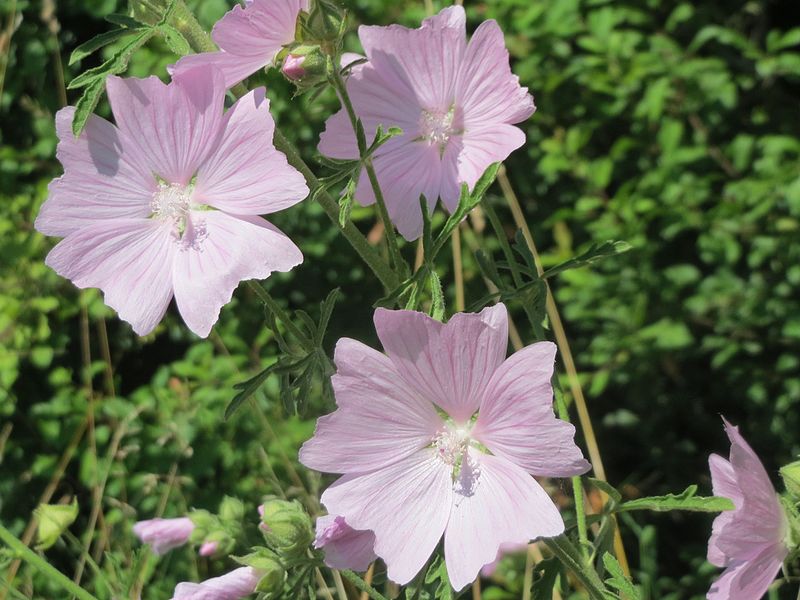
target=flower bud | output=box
[303,0,345,43]
[219,496,246,524]
[781,460,800,500]
[34,499,78,550]
[132,517,194,555]
[259,499,314,558]
[199,540,219,557]
[281,46,328,89]
[235,550,285,598]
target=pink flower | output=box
[36,67,307,337]
[314,515,377,571]
[282,54,307,81]
[198,541,219,557]
[707,419,789,600]
[171,0,309,88]
[171,567,261,600]
[132,517,194,555]
[318,6,534,240]
[299,304,589,590]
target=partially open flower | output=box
[133,517,194,555]
[171,566,263,600]
[314,514,377,571]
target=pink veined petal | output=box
[472,341,590,477]
[456,125,527,191]
[358,8,466,111]
[45,219,176,336]
[707,543,787,600]
[421,5,466,30]
[707,454,741,567]
[170,51,270,91]
[37,107,154,237]
[444,452,564,591]
[299,338,442,474]
[314,515,377,572]
[172,211,302,338]
[374,304,509,423]
[172,567,262,600]
[212,0,307,59]
[106,68,226,185]
[194,88,308,214]
[455,19,535,128]
[321,449,453,585]
[714,419,787,561]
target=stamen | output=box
[151,182,191,226]
[418,107,461,154]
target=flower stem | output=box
[168,3,400,292]
[0,524,99,600]
[543,535,608,600]
[329,67,406,275]
[246,281,314,353]
[340,570,391,600]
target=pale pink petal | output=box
[36,107,154,237]
[455,20,535,128]
[358,7,466,111]
[133,517,194,555]
[456,125,527,190]
[444,453,564,591]
[314,515,377,571]
[321,450,453,585]
[374,304,508,422]
[106,68,226,184]
[299,338,442,474]
[472,342,590,477]
[707,544,786,600]
[198,541,218,557]
[171,0,307,88]
[170,51,269,91]
[317,109,360,160]
[708,454,741,567]
[194,88,308,215]
[172,567,262,600]
[45,220,176,336]
[172,211,302,338]
[422,5,466,30]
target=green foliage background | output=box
[1,0,799,598]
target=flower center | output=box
[418,107,460,154]
[433,425,471,467]
[151,182,192,230]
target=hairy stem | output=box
[0,524,99,600]
[543,536,608,600]
[340,570,391,600]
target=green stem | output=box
[169,3,400,292]
[0,524,99,600]
[339,570,391,600]
[247,282,314,353]
[543,536,608,600]
[329,68,406,275]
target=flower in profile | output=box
[318,6,534,240]
[36,67,307,337]
[170,0,309,88]
[300,304,589,590]
[707,419,790,599]
[171,567,263,600]
[314,515,377,571]
[133,517,194,555]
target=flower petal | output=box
[106,68,226,185]
[45,219,175,335]
[36,107,154,237]
[321,449,453,585]
[472,341,590,477]
[195,88,308,214]
[457,125,527,190]
[172,212,302,337]
[374,304,508,422]
[314,515,377,572]
[708,454,741,567]
[456,19,535,128]
[444,453,564,591]
[170,51,269,91]
[299,338,442,474]
[707,543,786,600]
[172,567,261,600]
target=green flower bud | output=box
[34,499,78,550]
[259,499,314,558]
[303,0,345,43]
[219,496,245,524]
[235,549,285,598]
[281,45,328,89]
[782,460,800,500]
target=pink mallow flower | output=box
[706,419,790,600]
[36,67,307,337]
[299,304,589,590]
[171,0,309,88]
[318,6,534,240]
[314,514,377,571]
[171,567,262,600]
[132,517,194,555]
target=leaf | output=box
[542,240,632,279]
[105,13,148,28]
[602,553,641,600]
[157,23,191,56]
[225,364,279,420]
[338,178,355,227]
[69,28,142,65]
[68,28,154,89]
[587,478,623,504]
[617,485,735,513]
[531,556,562,600]
[429,271,445,322]
[71,77,106,137]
